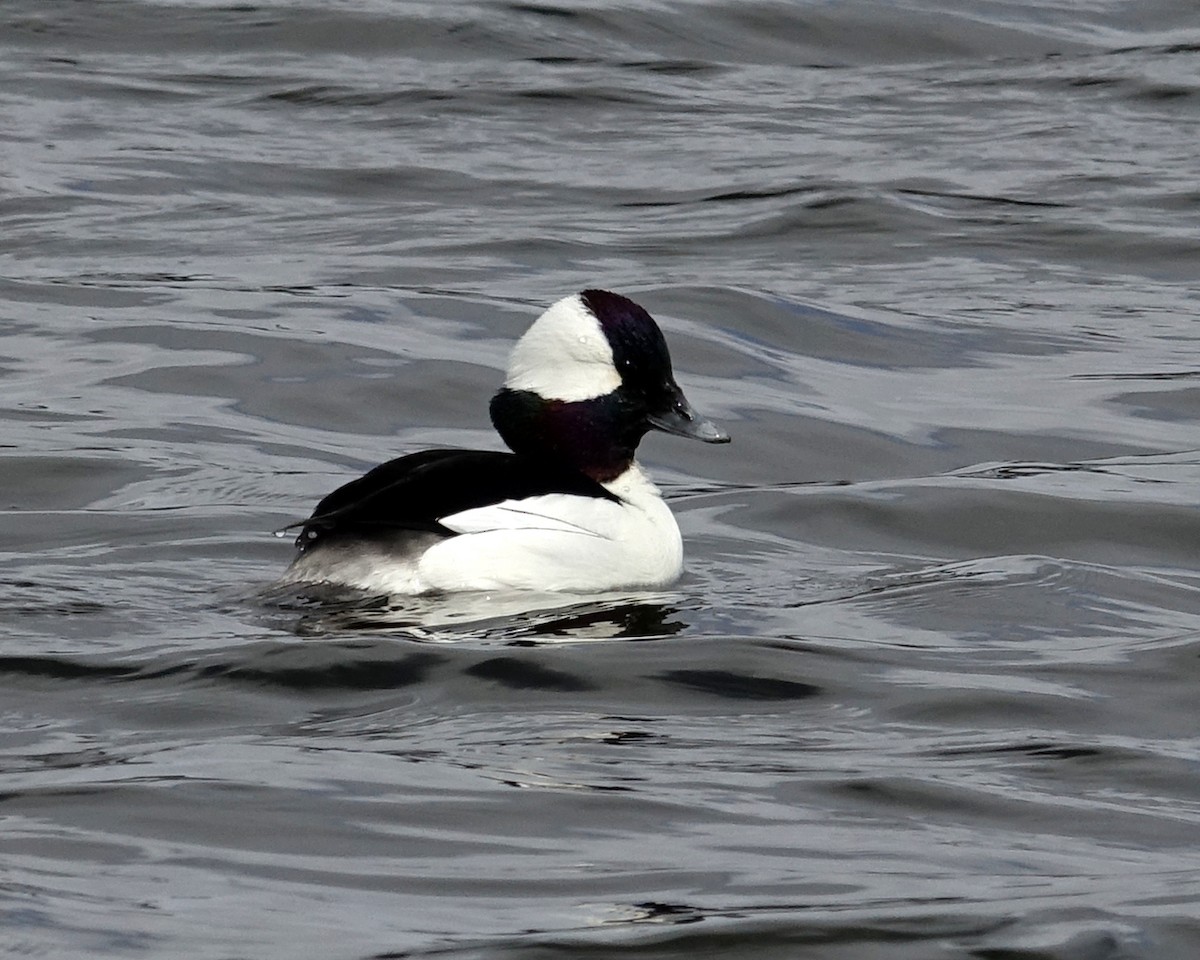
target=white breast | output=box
[414,463,683,593]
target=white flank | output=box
[414,464,683,593]
[504,293,622,401]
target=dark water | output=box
[4,1,1200,957]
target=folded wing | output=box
[292,449,618,551]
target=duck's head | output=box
[489,289,729,482]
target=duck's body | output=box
[279,290,728,595]
[282,451,681,594]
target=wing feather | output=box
[439,496,617,538]
[291,449,617,552]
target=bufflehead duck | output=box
[279,289,729,595]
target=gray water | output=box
[3,1,1200,957]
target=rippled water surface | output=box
[4,1,1200,957]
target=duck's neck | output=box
[489,387,645,483]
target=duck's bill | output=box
[649,395,731,444]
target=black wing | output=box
[291,449,618,552]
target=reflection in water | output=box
[259,582,689,643]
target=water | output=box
[3,1,1200,957]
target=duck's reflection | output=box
[261,582,688,643]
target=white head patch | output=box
[504,294,622,402]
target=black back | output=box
[293,449,618,552]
